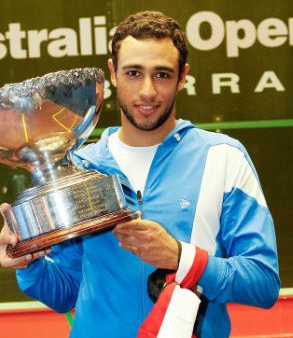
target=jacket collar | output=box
[73,119,195,174]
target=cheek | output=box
[117,79,136,94]
[160,86,178,100]
[117,82,130,99]
[116,84,133,107]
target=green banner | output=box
[0,0,292,125]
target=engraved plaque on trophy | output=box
[0,68,137,258]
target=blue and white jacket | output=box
[16,119,280,338]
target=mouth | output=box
[135,104,160,116]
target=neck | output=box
[119,117,177,147]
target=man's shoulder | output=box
[187,126,243,150]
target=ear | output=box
[177,63,190,92]
[108,59,117,87]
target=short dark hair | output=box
[111,11,188,75]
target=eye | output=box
[126,70,141,77]
[154,72,170,79]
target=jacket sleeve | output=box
[198,189,280,308]
[16,238,83,313]
[176,144,280,308]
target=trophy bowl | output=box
[0,68,137,258]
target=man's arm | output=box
[16,239,83,313]
[0,203,83,313]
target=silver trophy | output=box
[0,68,137,258]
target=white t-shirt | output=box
[108,131,159,195]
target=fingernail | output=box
[25,254,32,261]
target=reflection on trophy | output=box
[0,67,137,258]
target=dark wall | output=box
[0,0,292,301]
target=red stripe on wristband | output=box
[180,246,208,290]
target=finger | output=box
[114,230,141,250]
[1,252,33,269]
[44,247,52,255]
[0,204,18,247]
[22,246,52,262]
[2,247,51,269]
[114,218,152,233]
[113,222,138,234]
[119,241,140,256]
[114,210,141,229]
[29,251,46,262]
[0,224,18,247]
[115,233,138,247]
[0,203,11,215]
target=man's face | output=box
[109,36,188,132]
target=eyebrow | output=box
[121,64,175,73]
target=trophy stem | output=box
[30,159,79,186]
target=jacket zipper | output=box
[136,189,146,321]
[137,190,143,208]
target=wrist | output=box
[176,240,182,268]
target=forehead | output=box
[117,36,180,70]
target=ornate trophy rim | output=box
[1,68,137,258]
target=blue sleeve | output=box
[199,187,280,308]
[16,238,83,313]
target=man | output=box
[0,11,280,338]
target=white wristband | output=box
[175,242,196,284]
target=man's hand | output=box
[113,214,178,270]
[0,203,50,269]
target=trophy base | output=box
[7,209,138,258]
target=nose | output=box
[139,76,157,99]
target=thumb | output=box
[0,203,11,216]
[0,204,18,246]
